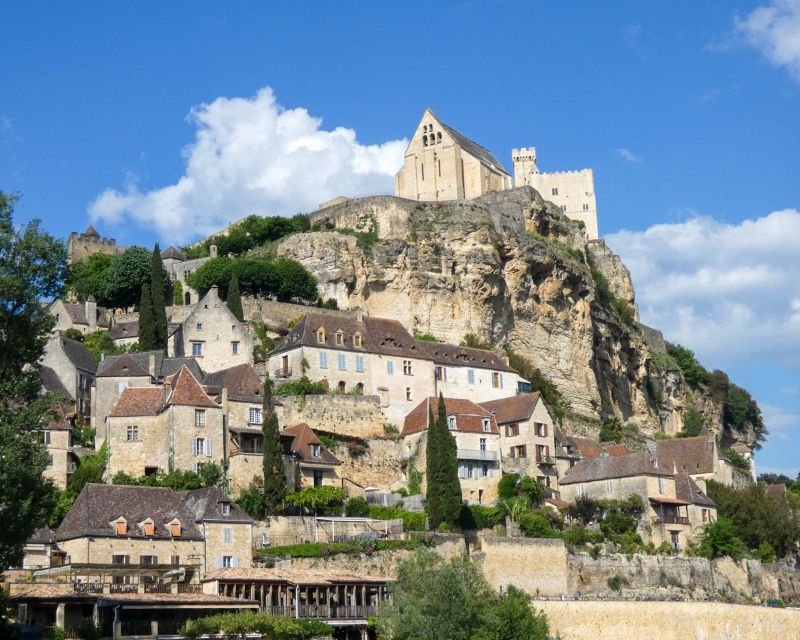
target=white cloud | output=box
[89,87,408,243]
[735,0,800,80]
[606,209,800,370]
[615,148,641,163]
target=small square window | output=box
[192,342,202,357]
[222,556,232,568]
[127,425,139,441]
[222,503,231,516]
[231,341,239,355]
[196,322,203,331]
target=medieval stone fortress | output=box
[7,109,794,640]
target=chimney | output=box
[148,354,156,378]
[356,308,363,323]
[210,244,218,258]
[221,387,228,408]
[85,296,97,330]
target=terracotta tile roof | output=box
[9,584,256,606]
[546,497,569,509]
[415,341,518,374]
[204,363,263,401]
[560,452,674,485]
[96,353,151,378]
[272,312,431,361]
[202,567,387,585]
[479,393,541,424]
[674,473,716,507]
[55,484,203,540]
[283,423,341,466]
[567,436,629,460]
[46,404,72,431]
[403,397,500,436]
[655,436,716,475]
[108,386,165,417]
[168,365,219,408]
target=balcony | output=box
[652,516,690,526]
[457,449,498,462]
[274,366,293,379]
[536,455,556,466]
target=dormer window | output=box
[114,518,128,536]
[169,519,182,537]
[353,333,362,348]
[142,519,155,537]
[317,328,326,344]
[221,502,231,516]
[311,444,321,458]
[447,416,457,430]
[335,331,344,346]
[482,418,490,432]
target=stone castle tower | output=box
[66,224,125,264]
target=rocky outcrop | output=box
[272,187,749,445]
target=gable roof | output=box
[183,286,242,330]
[415,340,518,373]
[56,302,109,329]
[99,351,202,380]
[425,108,509,176]
[480,393,542,424]
[674,473,716,507]
[655,436,716,475]
[50,336,98,374]
[567,436,630,460]
[560,451,674,485]
[403,397,499,436]
[283,423,341,466]
[96,353,150,379]
[204,363,263,402]
[167,366,219,408]
[39,365,70,397]
[162,245,186,261]
[272,312,430,361]
[55,484,203,541]
[108,386,165,417]
[182,486,253,524]
[108,321,139,341]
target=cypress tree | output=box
[262,375,287,515]
[138,284,155,350]
[150,244,168,350]
[437,393,463,527]
[227,273,244,321]
[425,401,442,529]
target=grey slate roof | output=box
[39,366,70,397]
[655,436,717,475]
[99,351,203,381]
[182,487,253,524]
[96,353,151,378]
[674,473,716,507]
[55,484,203,541]
[204,363,263,402]
[415,340,518,373]
[59,337,98,374]
[162,245,186,261]
[108,321,139,341]
[560,451,674,485]
[430,109,509,175]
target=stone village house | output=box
[40,336,97,422]
[559,451,717,551]
[402,397,502,505]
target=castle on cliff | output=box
[394,108,599,239]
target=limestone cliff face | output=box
[274,188,743,444]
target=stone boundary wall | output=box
[476,536,568,597]
[275,394,388,439]
[536,600,800,640]
[242,297,356,329]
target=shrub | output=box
[600,512,637,538]
[284,486,346,515]
[518,513,557,538]
[561,524,602,547]
[460,333,493,350]
[598,416,623,442]
[607,574,629,593]
[679,407,709,438]
[697,517,747,559]
[275,376,328,397]
[413,331,440,342]
[368,506,427,531]
[566,495,599,526]
[345,497,370,517]
[498,473,520,500]
[519,477,545,506]
[724,448,751,473]
[667,343,711,387]
[459,505,503,530]
[758,541,776,563]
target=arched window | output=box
[437,132,442,143]
[423,125,427,133]
[184,291,191,305]
[338,381,346,393]
[355,382,364,394]
[422,135,428,147]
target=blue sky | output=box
[1,1,798,474]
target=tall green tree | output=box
[425,403,442,529]
[138,283,156,350]
[437,393,462,527]
[103,246,153,310]
[0,191,62,570]
[172,280,183,306]
[65,252,113,304]
[227,272,244,321]
[262,376,287,515]
[150,243,168,349]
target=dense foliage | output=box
[590,267,635,326]
[111,462,224,491]
[706,480,800,558]
[150,244,168,349]
[65,252,113,303]
[137,283,155,350]
[187,255,318,303]
[0,192,65,569]
[375,550,549,640]
[227,272,244,321]
[679,407,709,438]
[598,416,623,442]
[185,213,309,259]
[262,376,288,515]
[425,394,462,530]
[256,534,434,560]
[49,444,109,528]
[696,517,747,560]
[180,611,330,640]
[284,486,346,515]
[103,246,170,310]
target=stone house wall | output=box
[43,429,72,489]
[435,364,524,404]
[497,400,557,489]
[202,522,252,572]
[92,374,152,448]
[477,536,569,596]
[275,395,387,439]
[58,536,204,568]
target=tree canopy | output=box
[150,244,168,349]
[185,213,310,259]
[65,252,113,303]
[262,376,288,515]
[0,192,63,569]
[425,394,462,530]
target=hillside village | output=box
[4,110,799,640]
